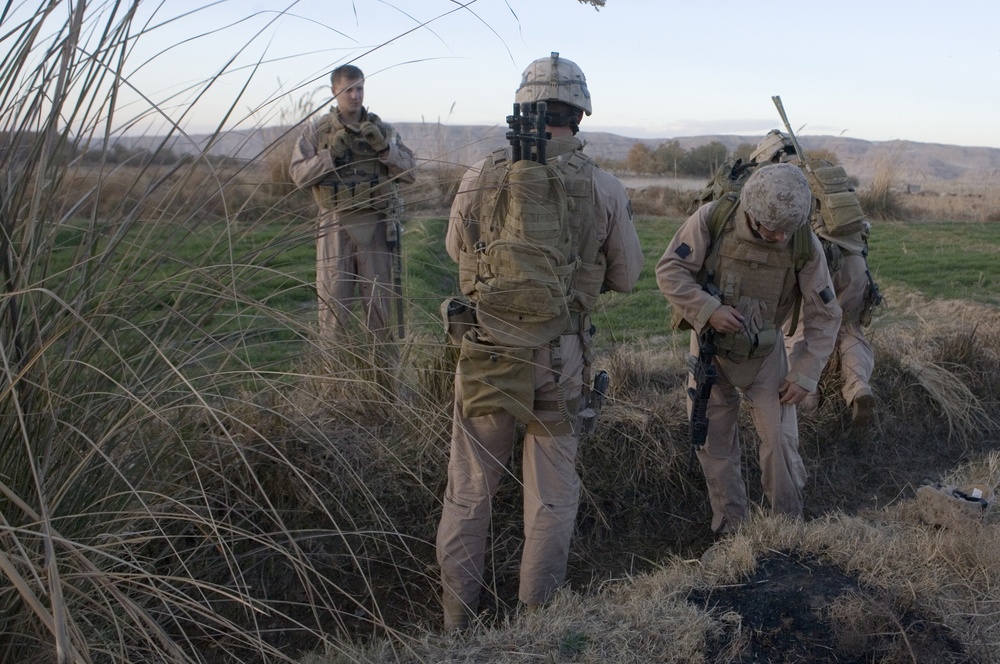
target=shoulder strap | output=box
[785,223,815,335]
[791,223,814,272]
[705,192,740,272]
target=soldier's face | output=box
[746,212,789,245]
[333,77,365,116]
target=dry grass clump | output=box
[627,184,696,218]
[899,179,1000,222]
[859,148,908,220]
[325,450,1000,663]
[871,288,999,445]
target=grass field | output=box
[47,213,996,369]
[868,220,1000,305]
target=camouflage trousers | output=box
[690,334,807,534]
[830,254,875,406]
[786,253,874,407]
[436,334,583,631]
[316,212,396,345]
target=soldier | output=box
[657,163,842,534]
[701,130,880,427]
[289,64,416,354]
[766,134,879,426]
[436,53,643,631]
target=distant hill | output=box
[120,123,1000,189]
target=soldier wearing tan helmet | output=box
[756,134,880,427]
[657,163,842,534]
[701,130,880,427]
[289,64,416,358]
[435,52,642,631]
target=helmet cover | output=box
[515,52,592,115]
[750,129,796,164]
[740,162,812,233]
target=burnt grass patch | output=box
[689,551,969,663]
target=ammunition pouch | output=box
[807,164,866,237]
[917,482,994,528]
[313,176,391,213]
[715,326,777,363]
[457,332,535,422]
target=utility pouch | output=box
[313,184,336,210]
[457,332,535,422]
[819,191,866,236]
[715,327,777,362]
[441,297,476,346]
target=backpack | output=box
[672,192,813,333]
[695,158,756,206]
[804,159,867,236]
[472,155,580,348]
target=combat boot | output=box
[850,389,875,428]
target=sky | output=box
[31,0,1000,149]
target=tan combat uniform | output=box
[289,108,416,344]
[436,135,643,629]
[656,202,842,533]
[786,225,875,412]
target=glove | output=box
[736,296,766,336]
[359,121,389,153]
[324,129,351,160]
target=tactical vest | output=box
[675,194,813,357]
[458,146,603,348]
[711,216,800,360]
[312,109,394,212]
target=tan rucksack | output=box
[471,156,579,348]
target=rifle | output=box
[506,101,549,164]
[686,276,723,474]
[386,197,405,339]
[579,369,610,435]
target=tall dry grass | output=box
[0,4,453,663]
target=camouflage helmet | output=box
[515,52,592,116]
[750,129,796,164]
[739,163,812,234]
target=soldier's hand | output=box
[327,129,351,159]
[779,380,809,405]
[359,121,389,153]
[706,305,745,334]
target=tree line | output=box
[624,139,756,178]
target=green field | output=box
[867,220,1000,305]
[50,215,996,371]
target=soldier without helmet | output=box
[290,65,416,359]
